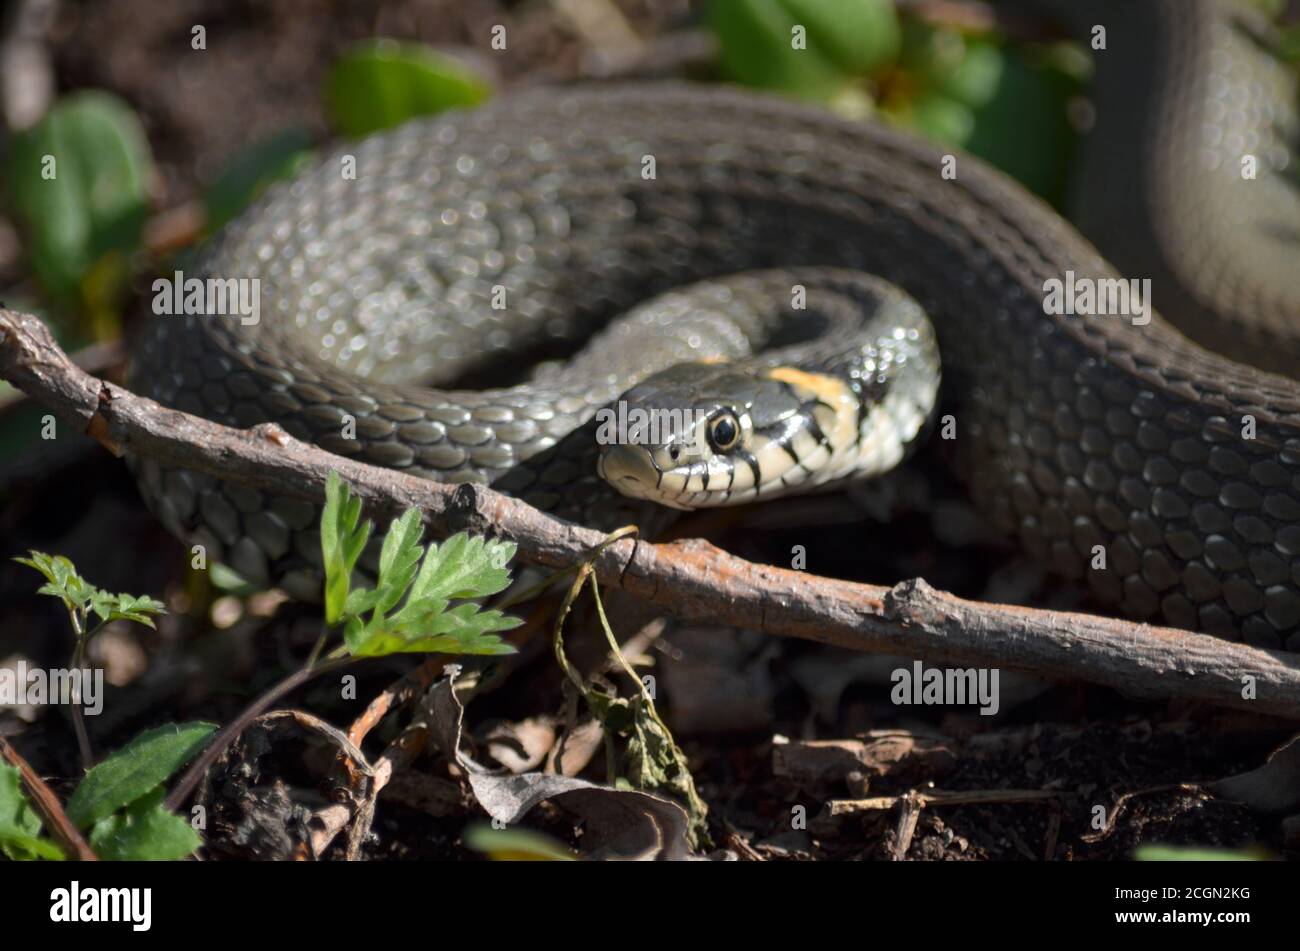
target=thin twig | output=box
[4,307,1300,719]
[64,612,94,771]
[163,655,351,812]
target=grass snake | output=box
[130,0,1300,648]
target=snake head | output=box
[595,362,861,509]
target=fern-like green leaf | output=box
[399,534,515,615]
[15,552,166,632]
[373,506,425,617]
[320,471,372,625]
[15,551,87,611]
[88,592,166,628]
[322,474,520,659]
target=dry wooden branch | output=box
[3,307,1300,718]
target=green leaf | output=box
[204,129,316,233]
[888,22,1079,205]
[0,763,64,861]
[0,827,63,861]
[350,532,520,656]
[15,551,166,630]
[208,561,258,594]
[345,600,520,658]
[463,824,576,861]
[778,0,901,75]
[4,91,152,299]
[14,550,85,610]
[344,586,384,617]
[322,474,521,659]
[13,550,70,587]
[373,506,425,617]
[325,40,492,137]
[320,470,372,625]
[960,47,1079,204]
[88,591,167,628]
[932,37,1006,110]
[401,533,516,610]
[705,0,846,98]
[1134,845,1269,862]
[88,787,201,861]
[899,18,968,86]
[902,91,976,147]
[66,722,217,829]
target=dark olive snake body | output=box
[130,0,1300,647]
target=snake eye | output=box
[707,412,741,452]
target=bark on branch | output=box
[3,308,1299,718]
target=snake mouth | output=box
[598,442,738,511]
[597,444,661,496]
[597,444,696,510]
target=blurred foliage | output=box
[4,91,153,313]
[1134,844,1270,861]
[706,0,900,97]
[1279,23,1300,64]
[888,27,1086,203]
[326,40,493,137]
[705,0,1087,206]
[463,824,577,861]
[203,128,316,234]
[1,94,152,465]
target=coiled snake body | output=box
[131,0,1300,648]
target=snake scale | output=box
[130,0,1300,648]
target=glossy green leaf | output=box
[326,40,492,137]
